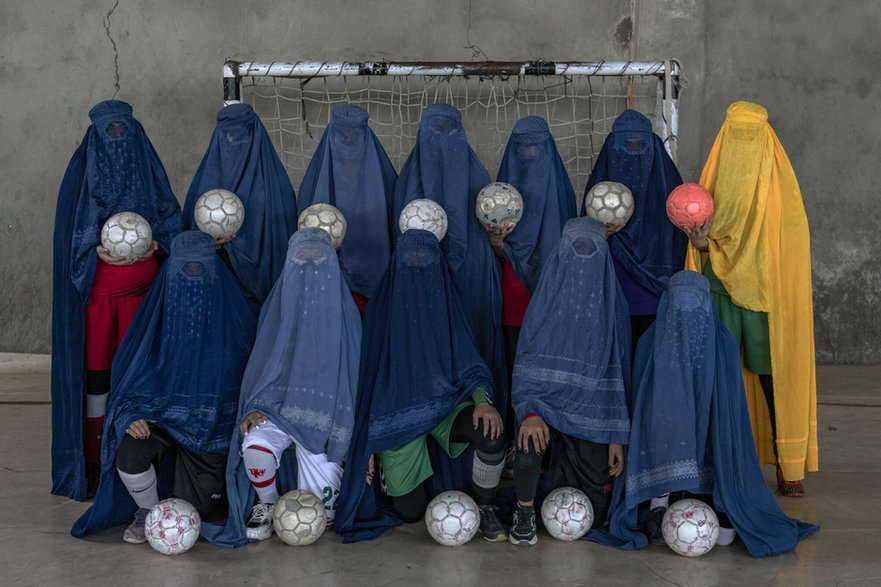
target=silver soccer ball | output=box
[298,203,347,249]
[662,498,720,557]
[399,199,448,242]
[144,498,201,555]
[424,490,479,546]
[101,211,152,258]
[584,181,634,225]
[272,490,327,546]
[476,182,524,226]
[541,486,594,541]
[194,189,245,238]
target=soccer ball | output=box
[541,487,594,541]
[666,183,714,230]
[398,198,448,242]
[584,181,635,225]
[661,498,720,557]
[144,498,201,555]
[100,211,152,258]
[476,182,524,226]
[272,490,327,546]
[194,188,245,238]
[424,490,479,546]
[298,203,347,249]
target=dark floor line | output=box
[0,401,51,405]
[818,401,881,408]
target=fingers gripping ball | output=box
[194,189,245,238]
[661,498,720,557]
[145,498,201,555]
[666,183,714,230]
[541,487,594,541]
[424,491,480,546]
[399,198,448,242]
[273,490,327,546]
[101,212,152,258]
[298,203,347,249]
[584,181,634,226]
[476,182,524,226]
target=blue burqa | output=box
[587,270,819,556]
[203,228,362,547]
[298,104,397,298]
[496,116,577,294]
[335,229,496,542]
[512,217,631,444]
[72,231,257,537]
[52,100,182,500]
[581,110,686,309]
[392,103,506,411]
[184,103,298,305]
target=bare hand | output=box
[96,244,130,266]
[684,217,712,251]
[604,223,625,239]
[472,402,503,440]
[608,443,625,477]
[480,220,516,258]
[240,411,268,435]
[214,234,235,246]
[518,415,550,453]
[131,240,159,263]
[125,419,154,440]
[366,455,376,485]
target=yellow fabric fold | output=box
[686,101,817,480]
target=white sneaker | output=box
[123,508,150,544]
[246,502,275,541]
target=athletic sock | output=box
[650,493,670,510]
[117,466,159,510]
[472,449,504,505]
[244,446,279,504]
[85,371,110,465]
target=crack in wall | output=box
[103,0,120,98]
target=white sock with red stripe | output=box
[244,445,279,504]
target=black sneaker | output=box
[508,504,537,546]
[646,506,666,546]
[478,505,507,542]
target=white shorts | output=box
[242,419,343,519]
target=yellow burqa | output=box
[686,101,817,480]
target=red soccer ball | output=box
[666,183,714,230]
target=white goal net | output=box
[222,60,681,195]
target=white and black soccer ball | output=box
[272,490,327,546]
[399,198,448,242]
[424,490,479,546]
[298,203,347,249]
[145,498,201,555]
[541,486,594,541]
[476,182,524,226]
[194,188,245,238]
[661,498,720,557]
[584,181,634,226]
[101,211,152,258]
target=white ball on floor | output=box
[541,486,594,540]
[424,490,479,546]
[145,498,201,555]
[272,490,327,546]
[661,498,720,557]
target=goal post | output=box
[221,59,681,195]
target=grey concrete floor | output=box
[1,363,879,586]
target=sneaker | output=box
[246,502,275,541]
[646,506,666,546]
[478,505,507,543]
[123,508,150,544]
[508,504,537,546]
[777,468,805,498]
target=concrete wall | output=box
[0,0,876,363]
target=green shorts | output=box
[379,389,487,497]
[703,260,771,375]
